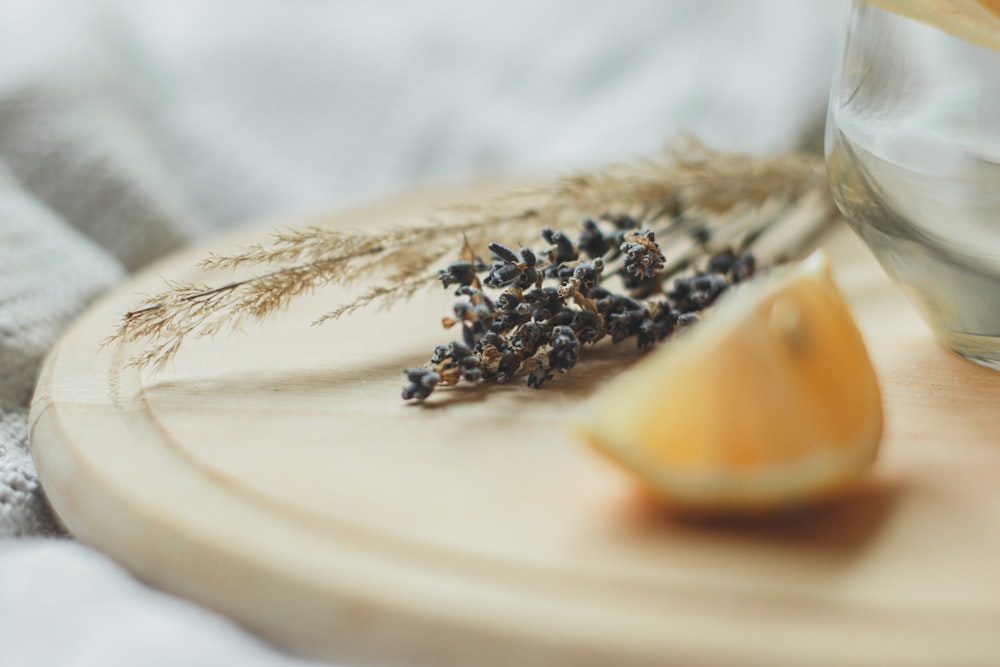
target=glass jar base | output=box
[936,330,1000,371]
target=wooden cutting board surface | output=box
[29,184,1000,667]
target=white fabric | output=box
[1,0,846,663]
[0,540,323,667]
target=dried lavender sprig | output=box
[403,185,841,400]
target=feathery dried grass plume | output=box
[109,140,841,369]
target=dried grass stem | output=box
[109,140,840,369]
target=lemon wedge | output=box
[577,251,882,515]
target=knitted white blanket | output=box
[0,0,844,663]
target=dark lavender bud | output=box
[488,242,520,263]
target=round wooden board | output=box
[30,185,1000,667]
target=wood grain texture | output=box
[29,184,1000,667]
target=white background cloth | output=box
[1,0,845,664]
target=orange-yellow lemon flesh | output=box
[576,252,883,515]
[865,1,1000,51]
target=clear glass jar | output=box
[826,0,1000,368]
